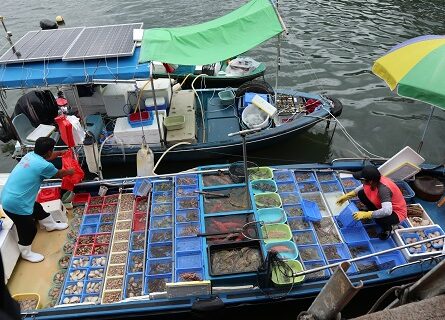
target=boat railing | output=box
[291,234,445,278]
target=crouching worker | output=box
[336,165,407,240]
[1,137,74,262]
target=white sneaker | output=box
[39,216,68,231]
[18,244,44,263]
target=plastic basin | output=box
[257,207,287,224]
[218,89,235,106]
[248,167,273,181]
[164,115,185,131]
[271,260,305,285]
[251,179,277,194]
[261,223,292,243]
[254,192,282,209]
[265,240,298,260]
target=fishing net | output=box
[228,161,258,183]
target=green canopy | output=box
[139,0,284,65]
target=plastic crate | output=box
[176,251,202,269]
[13,293,42,311]
[292,230,318,245]
[175,209,199,223]
[294,171,316,183]
[127,251,144,274]
[123,273,143,298]
[175,175,198,186]
[276,182,297,193]
[128,111,153,128]
[148,242,173,258]
[327,259,357,275]
[83,214,100,225]
[322,243,351,261]
[133,179,151,197]
[302,260,330,280]
[80,224,98,235]
[347,240,373,258]
[298,245,323,261]
[273,170,294,182]
[175,237,202,252]
[370,238,396,252]
[340,227,368,243]
[144,274,172,294]
[265,240,298,260]
[395,181,415,201]
[146,258,173,276]
[354,257,380,273]
[262,223,292,243]
[254,192,282,209]
[336,203,360,228]
[279,192,301,206]
[378,252,406,270]
[153,192,173,203]
[36,187,60,203]
[288,217,312,231]
[283,204,304,217]
[176,186,196,198]
[176,268,204,282]
[248,167,273,181]
[364,224,382,239]
[73,193,90,205]
[298,181,320,193]
[340,177,361,190]
[320,181,342,193]
[176,222,200,238]
[302,199,321,222]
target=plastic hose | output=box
[152,142,191,174]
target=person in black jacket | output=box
[0,252,21,320]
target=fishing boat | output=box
[4,146,445,319]
[0,0,343,172]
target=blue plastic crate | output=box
[176,267,204,282]
[81,294,100,303]
[83,214,100,225]
[151,203,173,216]
[348,240,374,258]
[80,224,98,235]
[322,243,351,260]
[148,242,173,258]
[59,294,82,305]
[152,180,173,192]
[175,174,198,186]
[130,232,146,251]
[327,259,358,275]
[133,178,151,197]
[424,226,445,249]
[298,245,323,261]
[378,252,406,269]
[340,227,368,243]
[303,260,330,280]
[364,224,382,239]
[150,215,173,229]
[152,192,173,203]
[395,181,415,201]
[176,209,199,223]
[292,230,318,245]
[176,222,200,237]
[400,232,427,253]
[128,111,154,128]
[176,186,197,198]
[283,204,304,217]
[370,238,396,252]
[320,181,342,193]
[90,256,106,267]
[336,203,360,228]
[146,258,173,276]
[279,192,301,205]
[298,181,320,193]
[316,172,336,182]
[355,257,380,273]
[294,171,316,183]
[67,267,88,282]
[149,229,173,243]
[273,170,294,182]
[144,274,172,294]
[243,92,269,107]
[86,267,105,280]
[176,237,202,252]
[302,199,321,222]
[123,273,143,298]
[340,177,361,190]
[63,281,84,296]
[83,279,103,295]
[176,251,202,269]
[71,256,90,268]
[176,197,199,210]
[265,241,298,260]
[127,251,144,274]
[276,182,297,193]
[288,217,312,231]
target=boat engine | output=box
[0,110,16,142]
[13,90,59,126]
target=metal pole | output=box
[417,105,435,153]
[241,133,250,205]
[0,16,20,58]
[149,69,166,148]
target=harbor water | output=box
[0,0,444,175]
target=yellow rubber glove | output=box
[336,191,356,206]
[353,211,373,221]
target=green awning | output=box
[139,0,283,65]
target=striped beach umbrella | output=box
[372,35,445,151]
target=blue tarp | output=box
[0,47,150,89]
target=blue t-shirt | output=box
[1,152,58,215]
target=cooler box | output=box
[101,83,135,117]
[113,111,166,145]
[85,115,104,141]
[128,79,172,108]
[145,97,167,111]
[36,187,61,203]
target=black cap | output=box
[353,165,381,182]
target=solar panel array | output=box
[0,23,143,64]
[0,27,84,64]
[63,23,142,61]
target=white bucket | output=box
[241,104,269,129]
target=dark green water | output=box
[1,0,445,174]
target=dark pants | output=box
[3,202,50,246]
[357,190,400,232]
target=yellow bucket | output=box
[12,293,42,311]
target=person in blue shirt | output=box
[1,137,74,263]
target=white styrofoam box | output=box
[133,29,144,42]
[323,191,348,216]
[252,94,277,117]
[127,79,173,107]
[41,199,67,223]
[101,83,135,117]
[406,203,434,228]
[0,217,20,283]
[26,124,56,142]
[113,112,166,145]
[394,224,444,262]
[378,146,425,180]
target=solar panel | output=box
[62,23,143,61]
[0,27,84,64]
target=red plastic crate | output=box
[73,193,90,205]
[36,187,60,203]
[55,115,75,147]
[133,212,147,231]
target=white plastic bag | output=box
[66,115,86,146]
[225,57,260,76]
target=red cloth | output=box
[61,150,84,191]
[162,63,175,73]
[305,98,321,113]
[363,176,407,222]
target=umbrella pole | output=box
[417,105,435,153]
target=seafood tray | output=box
[273,169,295,182]
[73,193,90,206]
[89,196,104,206]
[294,171,316,183]
[377,252,406,270]
[319,181,342,193]
[124,274,144,298]
[175,237,201,252]
[134,196,149,213]
[202,186,251,214]
[364,224,382,239]
[394,225,445,261]
[288,217,312,232]
[354,257,380,273]
[292,229,318,245]
[176,251,202,269]
[406,204,434,228]
[203,214,258,244]
[119,193,135,212]
[323,191,349,217]
[133,212,148,231]
[153,192,173,203]
[311,217,342,244]
[347,240,374,258]
[254,192,282,209]
[176,186,197,198]
[283,204,304,217]
[153,180,173,192]
[298,244,323,261]
[201,171,236,187]
[369,238,397,252]
[252,179,278,194]
[207,241,263,276]
[275,181,296,194]
[176,268,204,282]
[176,209,199,223]
[152,203,173,216]
[148,242,173,259]
[146,258,173,276]
[104,194,119,204]
[315,171,336,182]
[327,259,357,275]
[248,167,273,181]
[145,274,172,294]
[302,260,330,280]
[150,215,173,229]
[175,174,198,186]
[321,243,351,261]
[298,181,320,194]
[339,227,369,243]
[340,177,361,190]
[265,240,298,260]
[130,232,146,251]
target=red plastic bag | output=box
[61,150,84,191]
